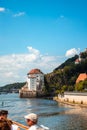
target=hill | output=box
[0,82,26,93]
[45,49,87,93]
[1,49,87,94]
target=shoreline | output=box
[53,97,87,108]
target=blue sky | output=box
[0,0,87,86]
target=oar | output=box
[12,121,29,129]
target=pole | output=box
[13,121,29,129]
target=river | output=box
[0,93,87,130]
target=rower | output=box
[0,110,20,130]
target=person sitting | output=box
[0,110,20,130]
[0,110,12,130]
[24,113,49,130]
[0,110,8,120]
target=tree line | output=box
[1,49,87,95]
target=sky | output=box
[0,0,87,86]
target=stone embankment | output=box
[19,90,36,98]
[19,89,45,98]
[53,92,87,108]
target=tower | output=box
[27,68,44,91]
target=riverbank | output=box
[53,96,87,108]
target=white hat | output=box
[24,113,38,123]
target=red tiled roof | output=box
[76,73,87,83]
[27,68,43,75]
[75,59,80,62]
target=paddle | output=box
[12,121,29,130]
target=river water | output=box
[0,93,87,130]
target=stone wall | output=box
[58,92,87,105]
[19,89,45,98]
[19,90,37,98]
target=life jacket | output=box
[0,119,12,130]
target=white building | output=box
[27,68,44,91]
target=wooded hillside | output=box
[45,50,87,93]
[1,49,87,94]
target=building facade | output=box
[19,68,44,98]
[27,68,44,91]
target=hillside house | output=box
[76,73,87,83]
[75,58,81,64]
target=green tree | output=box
[75,81,84,91]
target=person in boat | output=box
[0,110,12,130]
[0,110,8,119]
[0,110,20,130]
[24,113,49,130]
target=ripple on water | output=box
[0,93,87,130]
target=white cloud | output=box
[0,47,64,86]
[27,46,40,55]
[0,7,5,12]
[13,12,25,17]
[65,48,80,58]
[0,7,25,17]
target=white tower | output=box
[27,69,44,91]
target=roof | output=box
[75,59,80,63]
[27,68,43,75]
[76,73,87,83]
[75,58,81,64]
